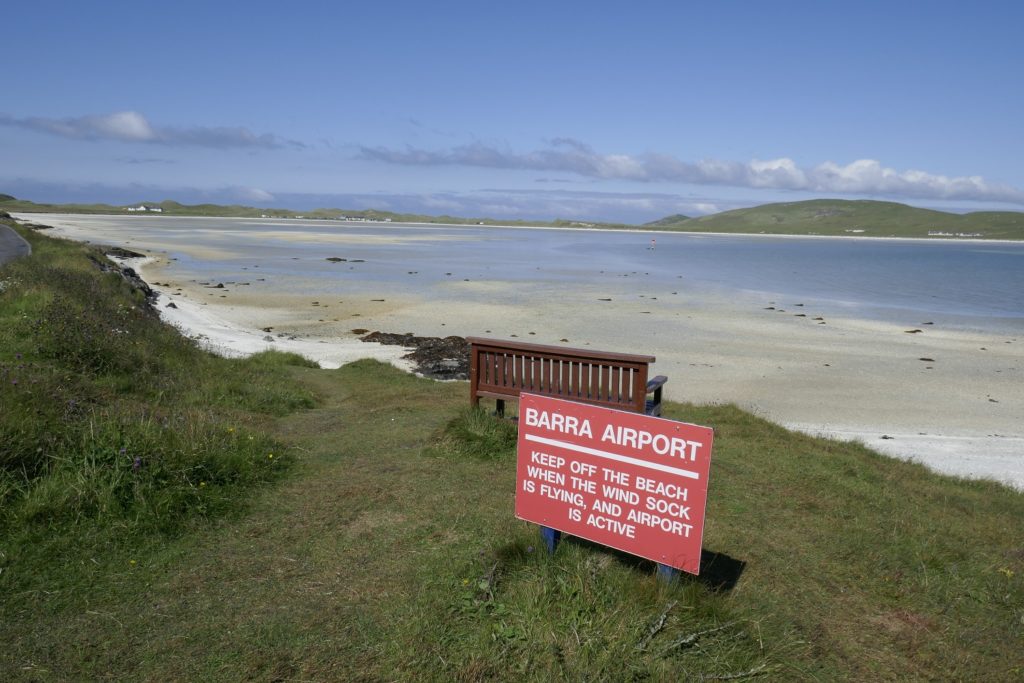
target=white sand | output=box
[121,257,415,372]
[21,213,1024,490]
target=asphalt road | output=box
[0,223,31,266]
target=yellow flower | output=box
[227,427,235,433]
[129,559,137,566]
[199,481,206,488]
[268,453,274,459]
[998,567,1015,578]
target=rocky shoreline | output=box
[90,237,471,381]
[358,331,470,380]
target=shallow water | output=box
[46,215,1024,334]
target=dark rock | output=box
[166,302,178,309]
[86,251,158,310]
[361,331,470,380]
[106,246,146,259]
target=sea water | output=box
[27,215,1024,333]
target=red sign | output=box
[515,393,714,574]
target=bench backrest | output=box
[467,337,655,413]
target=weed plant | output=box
[427,407,519,460]
[0,223,315,595]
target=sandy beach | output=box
[20,213,1024,490]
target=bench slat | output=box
[469,337,666,415]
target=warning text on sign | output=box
[514,394,714,575]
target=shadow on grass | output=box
[562,537,746,592]
[496,533,745,593]
[569,540,745,593]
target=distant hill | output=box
[4,192,1023,240]
[643,213,690,227]
[0,195,630,230]
[648,199,1024,240]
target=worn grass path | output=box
[19,362,470,680]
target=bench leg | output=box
[495,398,505,418]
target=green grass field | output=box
[648,199,1024,240]
[2,221,1022,680]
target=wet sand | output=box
[22,213,1024,490]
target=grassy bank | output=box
[653,199,1024,240]
[0,220,317,603]
[2,222,1022,680]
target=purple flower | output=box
[132,457,142,472]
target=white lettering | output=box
[635,476,688,501]
[585,513,636,538]
[600,425,691,458]
[627,508,694,537]
[525,408,592,437]
[526,465,565,486]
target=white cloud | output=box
[232,187,275,202]
[358,141,1024,205]
[0,110,303,149]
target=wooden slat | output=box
[610,366,622,405]
[468,338,660,415]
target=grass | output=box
[0,220,316,600]
[1,195,631,230]
[652,198,1024,240]
[2,220,1022,680]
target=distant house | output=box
[126,204,163,213]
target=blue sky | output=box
[3,1,1022,222]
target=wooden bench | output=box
[467,337,667,417]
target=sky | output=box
[2,1,1023,223]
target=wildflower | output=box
[129,559,137,566]
[199,481,206,488]
[132,457,142,472]
[999,567,1015,578]
[227,427,235,433]
[462,578,470,586]
[268,453,274,459]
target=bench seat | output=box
[468,337,667,416]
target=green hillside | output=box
[643,213,691,227]
[652,199,1024,239]
[5,192,1024,239]
[0,195,629,230]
